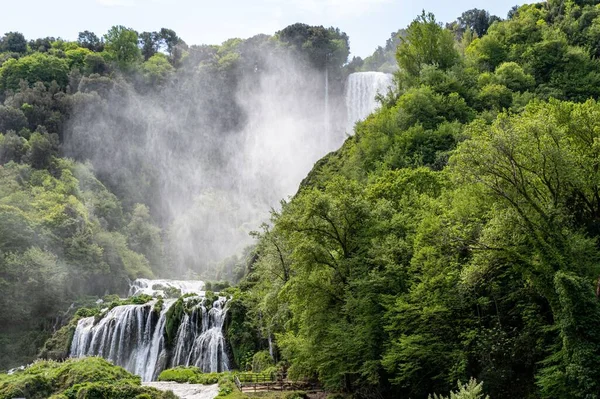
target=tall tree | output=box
[103,26,141,67]
[0,32,27,54]
[139,31,160,61]
[396,11,459,76]
[458,9,500,37]
[77,31,104,52]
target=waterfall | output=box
[345,71,394,133]
[324,67,329,137]
[70,279,229,381]
[170,297,229,372]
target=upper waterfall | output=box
[345,72,394,133]
[70,279,229,381]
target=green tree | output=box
[103,26,141,67]
[0,53,69,91]
[0,32,27,54]
[458,9,500,37]
[77,31,104,52]
[397,11,459,76]
[0,106,27,133]
[140,53,174,86]
[25,131,59,169]
[126,203,163,274]
[139,31,160,61]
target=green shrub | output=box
[251,350,274,373]
[157,367,223,384]
[428,379,489,399]
[158,366,200,383]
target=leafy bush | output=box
[428,379,489,399]
[157,367,222,384]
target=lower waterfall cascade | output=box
[69,279,230,381]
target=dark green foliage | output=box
[276,23,349,69]
[164,298,184,349]
[25,130,59,169]
[224,293,263,370]
[77,31,104,52]
[537,272,600,398]
[37,316,82,361]
[0,32,27,54]
[0,105,27,132]
[0,131,27,164]
[458,9,500,37]
[205,280,232,292]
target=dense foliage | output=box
[235,2,600,398]
[0,357,176,399]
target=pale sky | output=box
[3,0,534,58]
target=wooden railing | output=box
[236,372,278,384]
[235,372,321,393]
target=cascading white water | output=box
[345,71,394,133]
[170,297,229,372]
[70,279,229,381]
[128,279,206,297]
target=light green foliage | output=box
[429,379,489,399]
[141,53,174,86]
[0,358,175,399]
[103,25,142,67]
[251,350,274,372]
[65,47,93,70]
[476,83,512,110]
[0,53,69,91]
[466,33,508,71]
[493,62,534,92]
[157,367,222,384]
[397,11,459,76]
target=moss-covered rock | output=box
[37,319,79,361]
[0,357,175,399]
[164,298,185,349]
